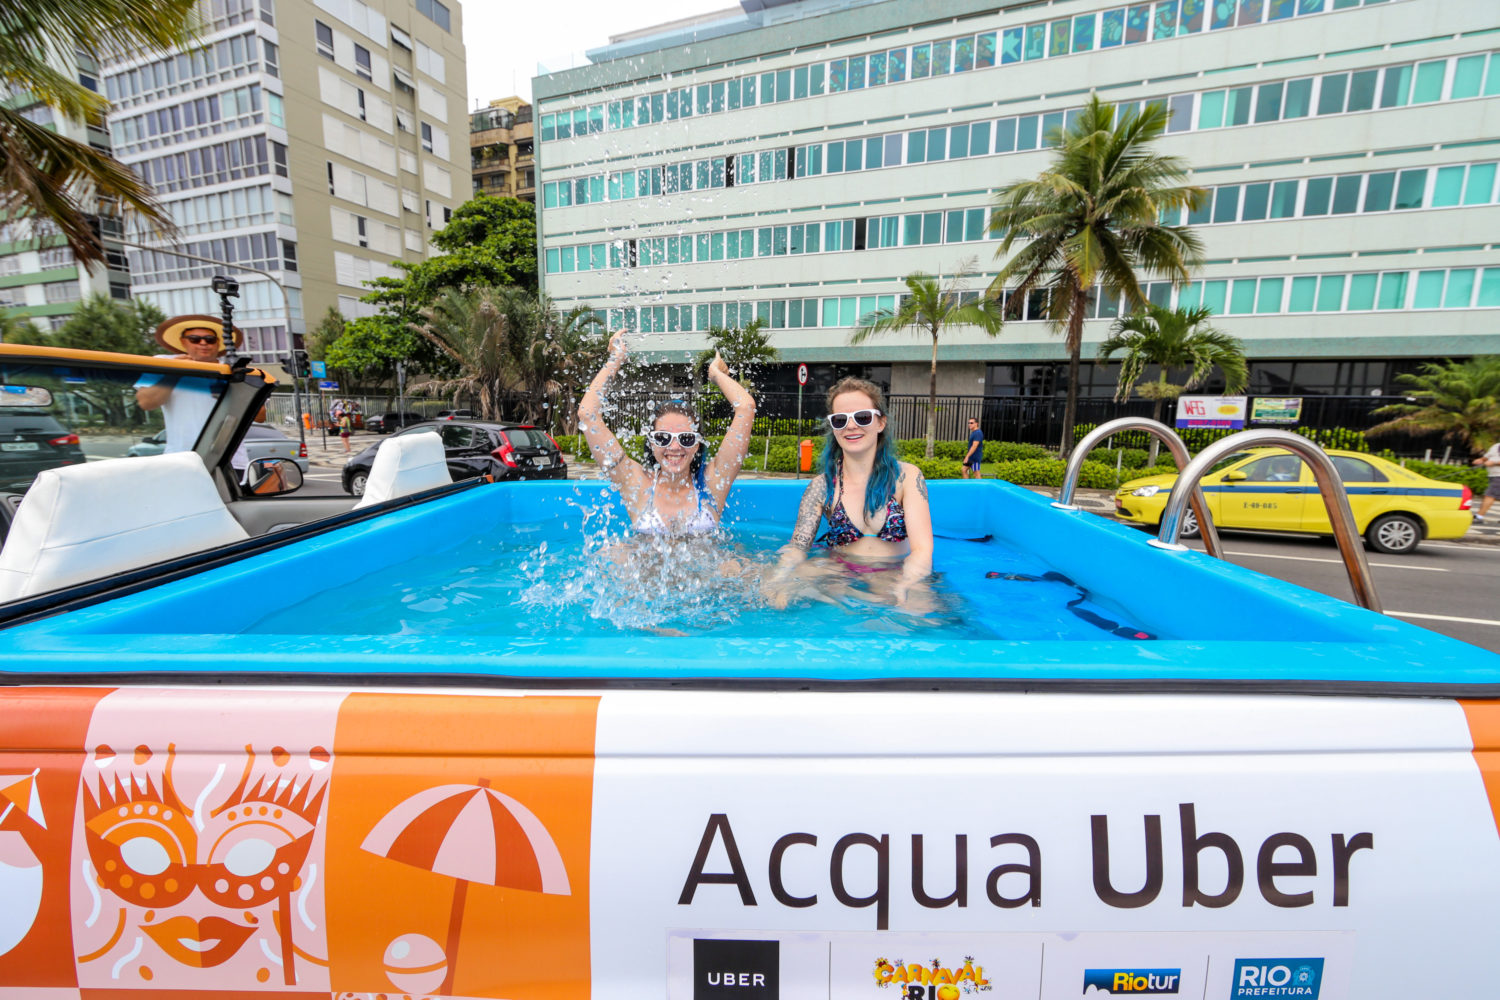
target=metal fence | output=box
[265,387,1440,452]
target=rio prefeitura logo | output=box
[873,957,993,1000]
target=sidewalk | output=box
[298,428,376,468]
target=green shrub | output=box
[932,440,968,461]
[1404,460,1487,493]
[983,440,1052,462]
[896,439,927,460]
[765,444,799,473]
[989,458,1066,487]
[1120,447,1149,468]
[911,456,964,479]
[554,434,592,461]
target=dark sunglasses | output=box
[650,430,702,448]
[826,409,882,430]
[181,334,220,345]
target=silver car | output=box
[128,424,310,472]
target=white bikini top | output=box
[634,477,719,537]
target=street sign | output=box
[310,361,327,378]
[318,379,339,391]
[797,363,808,386]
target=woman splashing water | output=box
[766,377,934,610]
[578,332,756,534]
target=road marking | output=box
[1389,610,1500,628]
[1225,550,1447,572]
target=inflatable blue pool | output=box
[1,479,1494,690]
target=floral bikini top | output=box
[817,476,908,547]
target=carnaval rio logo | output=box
[873,957,992,999]
[1082,967,1181,994]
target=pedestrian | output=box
[961,416,984,479]
[1472,440,1500,523]
[339,410,354,453]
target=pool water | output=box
[242,521,1165,641]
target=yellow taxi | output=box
[1114,447,1473,554]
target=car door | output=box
[1213,452,1310,530]
[1301,454,1388,533]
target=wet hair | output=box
[642,399,706,484]
[820,376,901,518]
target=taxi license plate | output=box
[1,442,40,452]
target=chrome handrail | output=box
[1053,417,1223,559]
[1150,429,1382,612]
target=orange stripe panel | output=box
[1460,699,1500,840]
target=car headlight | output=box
[1131,485,1162,497]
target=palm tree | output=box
[695,317,779,392]
[416,286,602,425]
[1097,302,1247,463]
[851,266,1003,459]
[1365,357,1500,454]
[0,0,198,264]
[988,94,1206,459]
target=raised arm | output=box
[577,332,640,490]
[703,352,757,507]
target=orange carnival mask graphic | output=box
[70,689,342,991]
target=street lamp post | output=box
[114,238,305,451]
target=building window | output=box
[416,0,450,32]
[391,25,413,50]
[39,247,75,270]
[443,206,452,223]
[395,108,413,132]
[354,44,372,82]
[267,91,284,127]
[271,140,288,178]
[315,21,333,60]
[109,282,131,300]
[262,40,280,77]
[259,0,275,25]
[327,160,336,194]
[356,88,366,121]
[420,121,433,152]
[355,215,368,247]
[281,240,298,272]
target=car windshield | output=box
[0,357,223,495]
[1208,451,1255,475]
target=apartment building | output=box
[102,0,468,363]
[534,0,1500,401]
[471,97,536,202]
[0,51,132,334]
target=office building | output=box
[102,0,468,363]
[471,97,536,201]
[534,0,1499,404]
[0,51,132,334]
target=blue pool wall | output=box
[2,479,1497,685]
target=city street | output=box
[1170,529,1500,653]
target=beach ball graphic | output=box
[384,933,447,995]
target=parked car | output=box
[0,405,85,492]
[436,408,475,420]
[1114,447,1473,554]
[127,424,309,472]
[367,411,426,434]
[341,420,566,496]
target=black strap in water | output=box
[987,569,1157,640]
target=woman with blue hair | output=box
[578,332,756,536]
[766,376,934,608]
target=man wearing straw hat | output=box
[134,314,247,457]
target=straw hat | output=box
[154,314,243,354]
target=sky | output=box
[463,0,733,107]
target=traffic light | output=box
[291,349,311,379]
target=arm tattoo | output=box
[789,476,828,552]
[915,470,929,501]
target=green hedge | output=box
[987,457,1118,489]
[911,456,965,479]
[983,440,1053,462]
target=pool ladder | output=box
[1052,418,1382,613]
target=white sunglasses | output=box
[826,409,883,430]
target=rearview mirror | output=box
[1224,470,1248,482]
[0,385,53,407]
[245,457,303,496]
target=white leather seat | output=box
[0,452,249,602]
[353,430,451,509]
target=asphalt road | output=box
[299,466,350,497]
[1167,528,1500,652]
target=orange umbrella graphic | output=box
[361,778,570,995]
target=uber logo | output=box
[693,938,780,1000]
